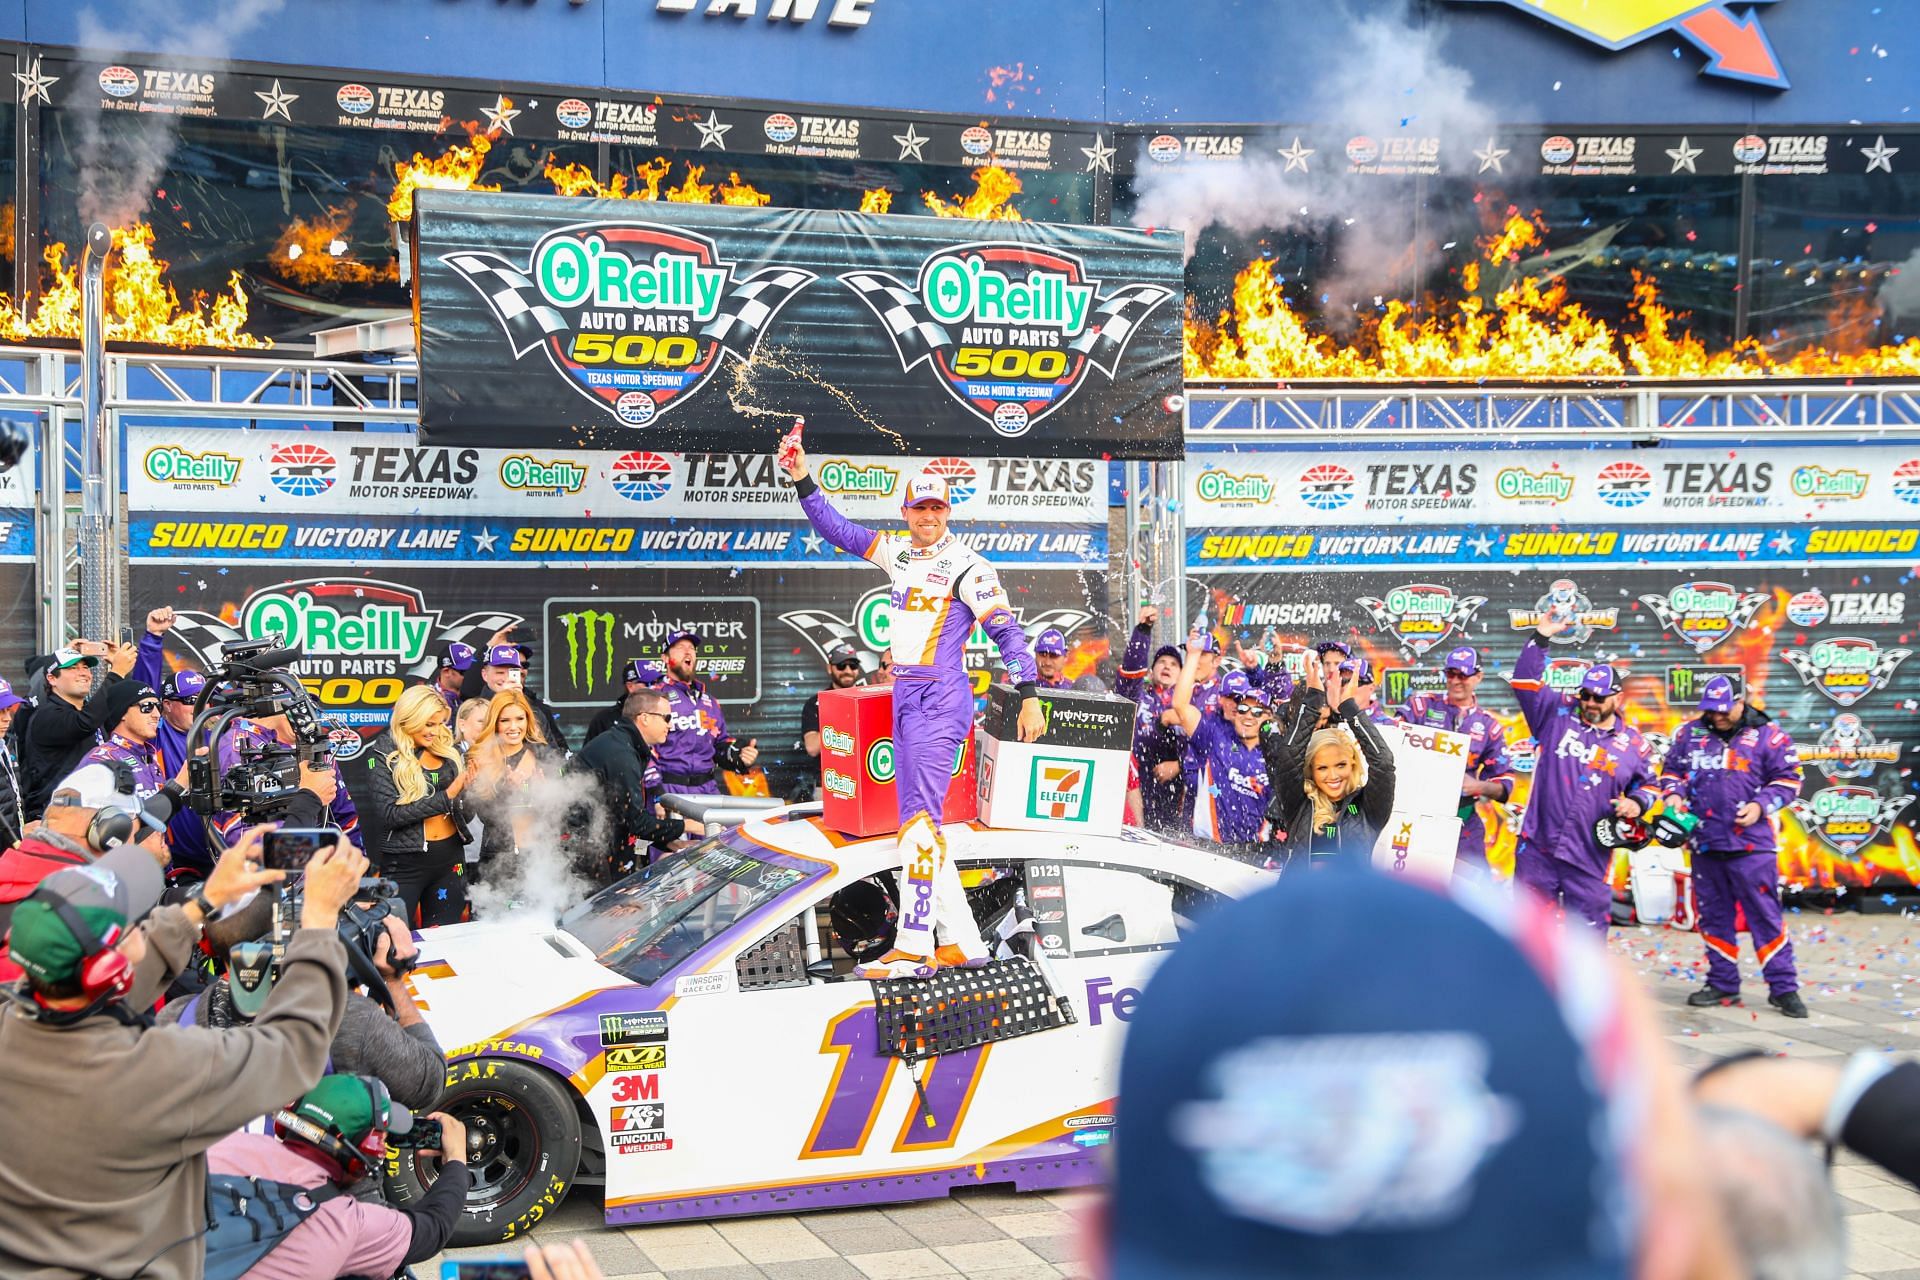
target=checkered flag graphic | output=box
[1068,283,1175,376]
[169,612,247,669]
[442,252,572,358]
[840,271,953,369]
[401,611,526,681]
[777,607,883,674]
[701,267,817,357]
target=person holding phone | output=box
[18,640,137,821]
[459,639,568,751]
[364,686,471,927]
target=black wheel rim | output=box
[406,1090,542,1215]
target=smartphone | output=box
[390,1118,443,1150]
[440,1265,530,1279]
[261,827,342,872]
[118,626,134,646]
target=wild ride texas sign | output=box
[413,190,1185,460]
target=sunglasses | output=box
[1234,702,1268,715]
[1576,689,1610,702]
[1444,668,1476,679]
[639,710,671,723]
[135,700,162,713]
[832,661,861,670]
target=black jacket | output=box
[569,723,687,853]
[584,698,626,747]
[19,672,123,820]
[360,732,471,863]
[471,742,564,856]
[1262,691,1397,868]
[458,666,568,752]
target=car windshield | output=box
[559,831,814,987]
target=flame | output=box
[716,172,771,207]
[0,203,14,267]
[860,188,894,214]
[984,63,1032,104]
[269,205,399,287]
[1187,211,1920,380]
[387,134,499,223]
[922,165,1024,222]
[538,154,768,207]
[0,223,267,348]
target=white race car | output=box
[387,806,1269,1244]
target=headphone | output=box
[271,1076,394,1183]
[88,803,157,853]
[25,886,134,1005]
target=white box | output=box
[1387,722,1471,817]
[975,729,1128,836]
[1372,813,1462,886]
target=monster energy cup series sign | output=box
[545,596,762,708]
[412,190,1186,460]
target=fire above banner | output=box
[412,190,1186,458]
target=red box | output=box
[818,686,978,837]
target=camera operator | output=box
[211,711,363,852]
[19,640,137,821]
[570,689,705,879]
[204,1073,470,1279]
[0,793,170,980]
[0,831,366,1280]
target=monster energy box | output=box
[977,684,1131,835]
[981,684,1133,751]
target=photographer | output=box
[20,641,137,821]
[364,685,470,926]
[0,793,170,980]
[205,1073,470,1278]
[160,886,447,1112]
[0,832,366,1280]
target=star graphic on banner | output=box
[14,57,57,106]
[1768,530,1796,555]
[1467,531,1495,557]
[1276,136,1313,173]
[694,110,733,150]
[1082,135,1115,173]
[1472,137,1508,174]
[893,124,929,162]
[801,531,824,554]
[1666,137,1703,174]
[255,79,299,121]
[1862,135,1900,174]
[481,95,521,136]
[472,528,500,555]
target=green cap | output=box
[5,848,163,984]
[287,1074,415,1148]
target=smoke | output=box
[465,769,605,927]
[71,0,289,228]
[1128,0,1503,309]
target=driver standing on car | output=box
[781,424,1043,979]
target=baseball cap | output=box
[49,647,99,671]
[1035,628,1069,656]
[1443,646,1482,676]
[1235,686,1274,711]
[0,677,23,712]
[1341,657,1376,686]
[663,629,701,654]
[484,644,525,669]
[1263,668,1297,703]
[624,658,666,684]
[1109,873,1637,1279]
[1313,639,1353,659]
[58,765,175,838]
[285,1074,417,1150]
[1152,645,1183,667]
[1220,670,1251,700]
[5,847,165,985]
[1698,675,1738,713]
[826,643,862,668]
[161,669,206,702]
[440,641,477,673]
[1580,665,1622,698]
[902,474,951,508]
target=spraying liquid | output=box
[729,345,907,451]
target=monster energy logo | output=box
[561,610,617,690]
[1666,665,1742,703]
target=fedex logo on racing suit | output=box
[1554,733,1625,776]
[1087,977,1140,1026]
[1683,745,1755,774]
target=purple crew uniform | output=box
[70,732,167,802]
[1660,712,1804,996]
[655,676,730,797]
[211,717,363,850]
[1116,626,1184,832]
[1186,713,1270,846]
[1402,693,1517,872]
[799,480,1037,964]
[1510,638,1659,929]
[132,642,212,871]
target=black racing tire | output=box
[383,1057,583,1247]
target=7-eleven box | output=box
[818,686,977,837]
[975,684,1132,835]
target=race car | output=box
[386,805,1271,1244]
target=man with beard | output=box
[1510,615,1660,929]
[1401,645,1516,879]
[655,631,757,798]
[801,644,865,760]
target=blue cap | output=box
[0,677,22,712]
[1190,631,1222,655]
[484,643,525,669]
[1109,874,1636,1280]
[1035,628,1069,656]
[1220,670,1251,699]
[1263,668,1297,703]
[1234,685,1273,710]
[1443,646,1481,676]
[1340,657,1375,686]
[1698,674,1737,713]
[1313,639,1352,659]
[161,669,207,702]
[1579,665,1621,698]
[440,641,477,672]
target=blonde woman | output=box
[1264,659,1396,868]
[467,689,563,867]
[455,696,492,752]
[365,684,471,926]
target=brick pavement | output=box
[429,909,1920,1279]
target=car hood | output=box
[407,918,626,1055]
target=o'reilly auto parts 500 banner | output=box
[1187,442,1920,891]
[129,428,1105,791]
[412,190,1185,459]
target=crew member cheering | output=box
[656,630,757,798]
[1400,644,1516,878]
[1170,631,1271,860]
[1510,616,1660,929]
[781,426,1042,979]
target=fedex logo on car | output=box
[1087,977,1140,1026]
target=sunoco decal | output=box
[1801,713,1903,781]
[1780,637,1911,707]
[1508,579,1618,644]
[1638,581,1769,655]
[1442,1,1789,89]
[443,221,814,428]
[1788,786,1914,857]
[841,242,1173,438]
[1355,584,1487,657]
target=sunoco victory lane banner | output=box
[129,428,1105,790]
[412,191,1185,459]
[1188,442,1920,892]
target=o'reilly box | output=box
[976,684,1132,835]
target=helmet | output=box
[830,880,897,963]
[1593,813,1651,851]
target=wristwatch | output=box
[183,883,216,923]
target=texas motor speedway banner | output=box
[413,191,1185,459]
[1188,442,1920,891]
[129,428,1105,791]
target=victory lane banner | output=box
[413,190,1185,459]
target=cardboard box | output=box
[1372,814,1462,886]
[976,684,1133,835]
[1385,722,1471,819]
[817,686,978,838]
